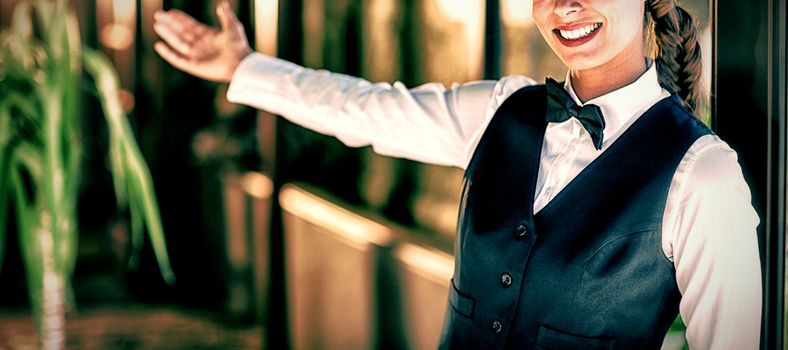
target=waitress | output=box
[153,0,762,348]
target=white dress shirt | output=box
[227,52,762,349]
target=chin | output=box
[547,41,605,71]
[559,55,607,71]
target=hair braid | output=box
[647,0,704,114]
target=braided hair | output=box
[646,0,705,114]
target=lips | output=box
[553,23,602,47]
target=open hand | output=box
[153,1,252,83]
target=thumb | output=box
[217,1,243,37]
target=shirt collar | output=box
[563,63,667,144]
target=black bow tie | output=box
[545,78,606,150]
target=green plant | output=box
[0,0,174,347]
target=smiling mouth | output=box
[553,23,602,47]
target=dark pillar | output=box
[483,0,501,80]
[263,1,303,349]
[714,0,786,348]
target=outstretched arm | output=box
[152,2,537,168]
[153,1,251,83]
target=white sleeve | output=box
[664,135,762,350]
[226,53,535,168]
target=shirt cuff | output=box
[226,52,299,106]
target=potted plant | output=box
[0,1,174,348]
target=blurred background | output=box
[1,0,783,349]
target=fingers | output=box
[153,20,194,56]
[153,9,210,56]
[154,41,193,71]
[168,9,204,32]
[216,1,245,38]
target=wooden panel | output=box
[280,184,394,350]
[393,243,453,350]
[223,172,274,322]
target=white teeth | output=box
[559,23,601,40]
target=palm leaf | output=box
[12,143,47,329]
[1,2,175,343]
[0,105,13,273]
[82,49,175,284]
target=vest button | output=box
[501,273,513,287]
[514,224,529,238]
[492,320,503,334]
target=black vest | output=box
[439,85,711,349]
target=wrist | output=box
[226,48,253,83]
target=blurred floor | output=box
[0,304,262,350]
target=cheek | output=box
[531,2,553,40]
[531,0,550,27]
[616,4,646,39]
[613,14,644,48]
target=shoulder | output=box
[486,75,541,111]
[655,96,713,138]
[459,75,540,168]
[681,135,744,187]
[673,134,757,223]
[664,133,760,260]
